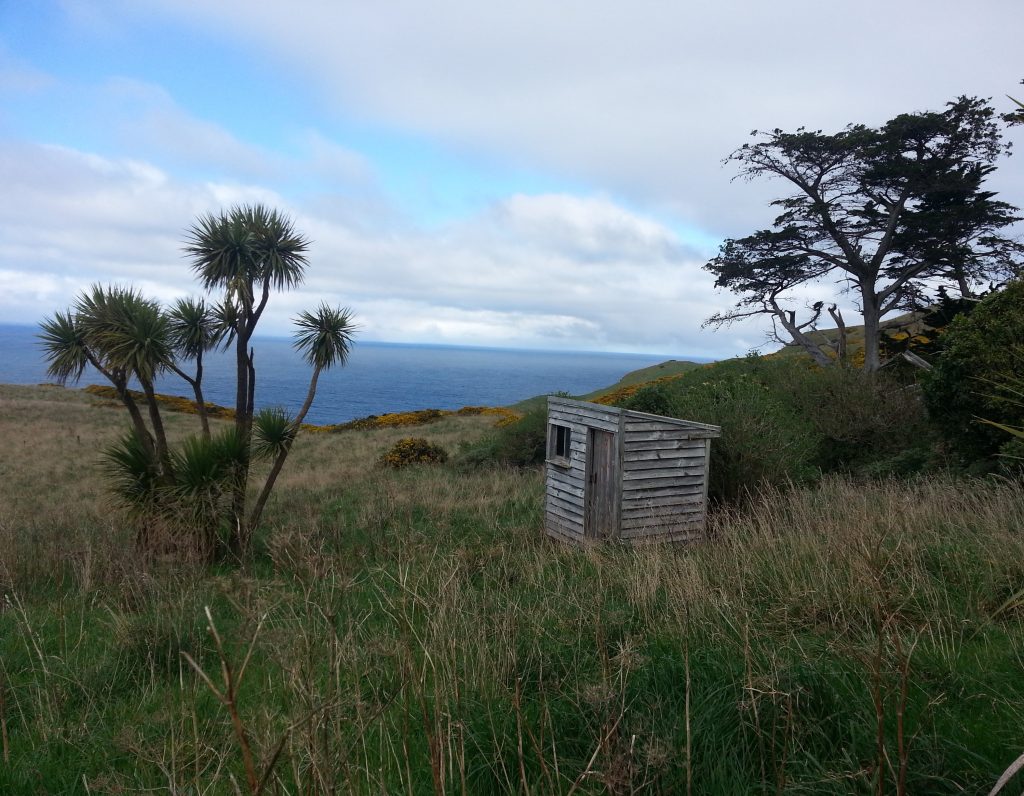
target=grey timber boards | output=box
[584,429,617,539]
[544,397,720,546]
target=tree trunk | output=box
[193,349,209,438]
[114,379,155,455]
[955,272,974,299]
[234,332,250,434]
[861,287,882,373]
[246,347,256,428]
[248,367,321,534]
[88,356,155,455]
[828,305,848,366]
[140,378,174,480]
[774,308,834,368]
[229,331,252,557]
[170,360,210,439]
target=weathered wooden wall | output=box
[620,417,710,542]
[545,398,719,545]
[544,399,621,543]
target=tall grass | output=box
[2,385,1024,793]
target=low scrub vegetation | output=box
[620,356,932,502]
[380,436,449,468]
[922,279,1024,468]
[2,383,1024,793]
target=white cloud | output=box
[97,78,283,179]
[135,0,1024,237]
[11,1,1022,357]
[0,140,748,357]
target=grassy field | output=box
[2,383,1024,793]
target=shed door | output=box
[585,429,617,539]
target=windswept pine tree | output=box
[705,97,1023,371]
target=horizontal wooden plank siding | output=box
[618,471,708,483]
[624,448,707,462]
[619,527,705,544]
[614,481,704,499]
[546,396,718,544]
[618,438,708,450]
[622,494,705,515]
[546,514,583,543]
[548,493,584,519]
[621,510,703,531]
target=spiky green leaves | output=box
[102,427,248,549]
[171,429,247,499]
[39,285,174,386]
[101,429,162,512]
[252,408,297,460]
[167,297,221,360]
[76,286,174,384]
[184,204,309,302]
[293,304,357,372]
[39,310,89,385]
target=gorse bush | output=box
[380,437,449,468]
[761,357,931,475]
[458,357,932,502]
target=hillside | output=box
[2,382,1024,792]
[512,358,704,412]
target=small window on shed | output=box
[548,423,572,466]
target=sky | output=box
[1,1,1022,358]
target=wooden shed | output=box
[544,396,720,544]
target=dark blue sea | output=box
[0,324,705,425]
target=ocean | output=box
[0,324,705,425]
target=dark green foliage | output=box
[166,297,221,360]
[252,407,296,460]
[922,280,1024,464]
[617,382,679,416]
[170,429,246,503]
[457,407,547,468]
[706,97,1022,372]
[765,358,930,474]
[184,203,309,295]
[100,429,162,510]
[292,304,357,371]
[76,285,175,384]
[623,365,819,502]
[380,437,449,468]
[879,288,978,363]
[38,310,89,384]
[622,357,932,501]
[101,427,247,555]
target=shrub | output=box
[621,356,933,501]
[762,359,931,474]
[380,437,449,468]
[922,280,1024,465]
[625,371,819,503]
[456,406,547,469]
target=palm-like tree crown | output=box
[167,297,220,360]
[76,285,175,383]
[293,304,358,371]
[184,204,309,304]
[39,310,89,384]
